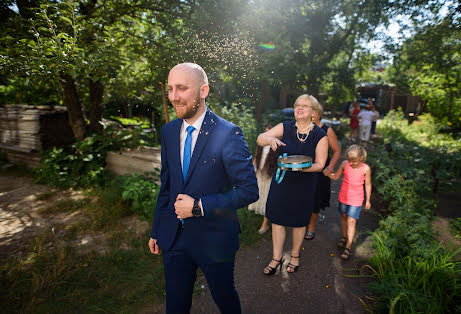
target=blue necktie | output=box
[183,125,195,181]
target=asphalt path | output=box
[151,177,379,314]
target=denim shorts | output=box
[338,202,362,219]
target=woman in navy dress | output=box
[257,94,328,274]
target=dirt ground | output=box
[0,173,85,261]
[0,173,151,262]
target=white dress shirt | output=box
[180,107,207,170]
[179,107,207,215]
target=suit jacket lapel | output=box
[185,108,216,184]
[170,119,182,184]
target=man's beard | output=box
[174,95,201,120]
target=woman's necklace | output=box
[296,122,314,142]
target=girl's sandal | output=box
[340,248,351,260]
[337,236,347,249]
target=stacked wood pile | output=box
[0,104,74,168]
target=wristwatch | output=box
[192,199,202,217]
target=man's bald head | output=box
[170,63,209,86]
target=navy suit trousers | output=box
[163,227,241,314]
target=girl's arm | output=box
[323,127,341,175]
[364,164,372,209]
[303,136,328,172]
[256,123,286,151]
[328,160,346,180]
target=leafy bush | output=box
[449,218,461,239]
[212,103,259,155]
[117,173,159,221]
[35,125,149,189]
[367,246,459,314]
[365,110,461,312]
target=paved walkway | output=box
[153,177,379,313]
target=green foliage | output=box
[237,208,266,247]
[367,244,460,314]
[215,103,259,154]
[449,218,461,239]
[365,109,461,312]
[388,9,461,128]
[117,173,159,221]
[109,116,150,128]
[35,126,147,189]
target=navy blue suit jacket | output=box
[151,108,258,263]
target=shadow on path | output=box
[151,175,380,313]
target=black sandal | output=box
[340,248,351,260]
[287,255,300,273]
[264,257,284,276]
[304,231,315,240]
[337,236,347,249]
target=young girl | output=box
[327,145,371,260]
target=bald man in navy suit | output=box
[148,63,258,313]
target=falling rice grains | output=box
[178,30,259,83]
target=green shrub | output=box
[365,110,461,313]
[117,173,159,221]
[213,103,259,155]
[449,218,461,239]
[35,125,150,189]
[367,244,460,313]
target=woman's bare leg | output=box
[264,223,286,274]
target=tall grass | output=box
[367,232,460,313]
[364,110,461,313]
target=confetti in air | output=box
[177,31,258,80]
[258,43,275,50]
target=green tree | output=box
[1,0,190,138]
[388,4,460,127]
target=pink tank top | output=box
[338,162,366,206]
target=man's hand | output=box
[175,194,194,219]
[148,238,161,255]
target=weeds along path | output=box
[150,171,380,314]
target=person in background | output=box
[326,144,371,261]
[349,102,360,142]
[148,62,258,313]
[248,123,278,235]
[305,104,341,240]
[358,104,375,147]
[257,94,328,275]
[370,103,380,138]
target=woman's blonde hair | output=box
[314,103,324,118]
[294,94,320,112]
[346,144,367,162]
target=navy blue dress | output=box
[266,121,326,227]
[313,124,331,214]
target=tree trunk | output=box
[255,80,269,123]
[159,82,169,124]
[88,79,104,132]
[61,73,86,139]
[17,76,22,104]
